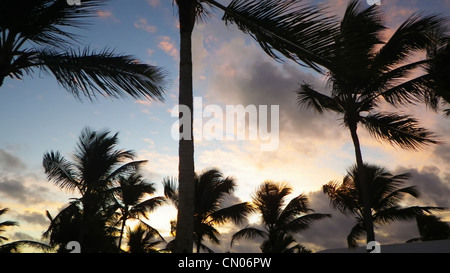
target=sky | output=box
[1,0,450,253]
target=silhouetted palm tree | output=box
[42,127,147,252]
[163,168,253,253]
[172,0,337,252]
[407,215,450,242]
[231,181,330,253]
[110,173,165,251]
[0,0,167,100]
[297,0,445,244]
[1,207,52,253]
[323,164,445,247]
[126,222,165,253]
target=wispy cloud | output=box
[134,17,157,33]
[147,0,161,7]
[96,10,120,22]
[158,36,179,60]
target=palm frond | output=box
[296,83,342,114]
[283,213,331,233]
[277,194,312,226]
[105,160,148,184]
[0,240,54,253]
[322,181,360,217]
[218,0,337,72]
[372,13,448,72]
[374,206,446,225]
[231,227,266,247]
[362,112,440,150]
[162,177,179,208]
[347,222,365,248]
[42,151,80,192]
[0,0,104,48]
[209,202,254,225]
[34,47,167,102]
[253,182,292,225]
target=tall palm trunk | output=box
[348,123,376,246]
[117,207,129,251]
[174,0,196,253]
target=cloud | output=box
[158,36,179,60]
[0,176,51,205]
[0,148,26,171]
[17,211,48,226]
[96,10,119,22]
[147,0,161,7]
[134,17,157,33]
[395,165,450,209]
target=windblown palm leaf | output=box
[220,0,337,71]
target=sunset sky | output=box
[1,0,450,252]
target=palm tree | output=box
[296,0,445,244]
[1,207,52,253]
[0,0,167,100]
[231,181,330,253]
[110,173,165,251]
[172,0,338,252]
[126,222,166,253]
[323,164,445,247]
[42,127,147,252]
[163,168,253,253]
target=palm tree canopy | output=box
[126,222,165,253]
[43,127,147,196]
[42,127,149,252]
[0,0,167,101]
[296,0,446,150]
[232,181,330,253]
[163,168,253,252]
[323,163,446,247]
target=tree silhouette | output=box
[173,0,337,252]
[126,222,166,253]
[0,0,167,100]
[323,164,445,247]
[232,181,330,253]
[163,168,253,253]
[109,173,165,251]
[297,0,445,244]
[42,127,147,252]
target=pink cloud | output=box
[134,18,157,33]
[147,0,161,7]
[96,10,119,22]
[158,36,179,60]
